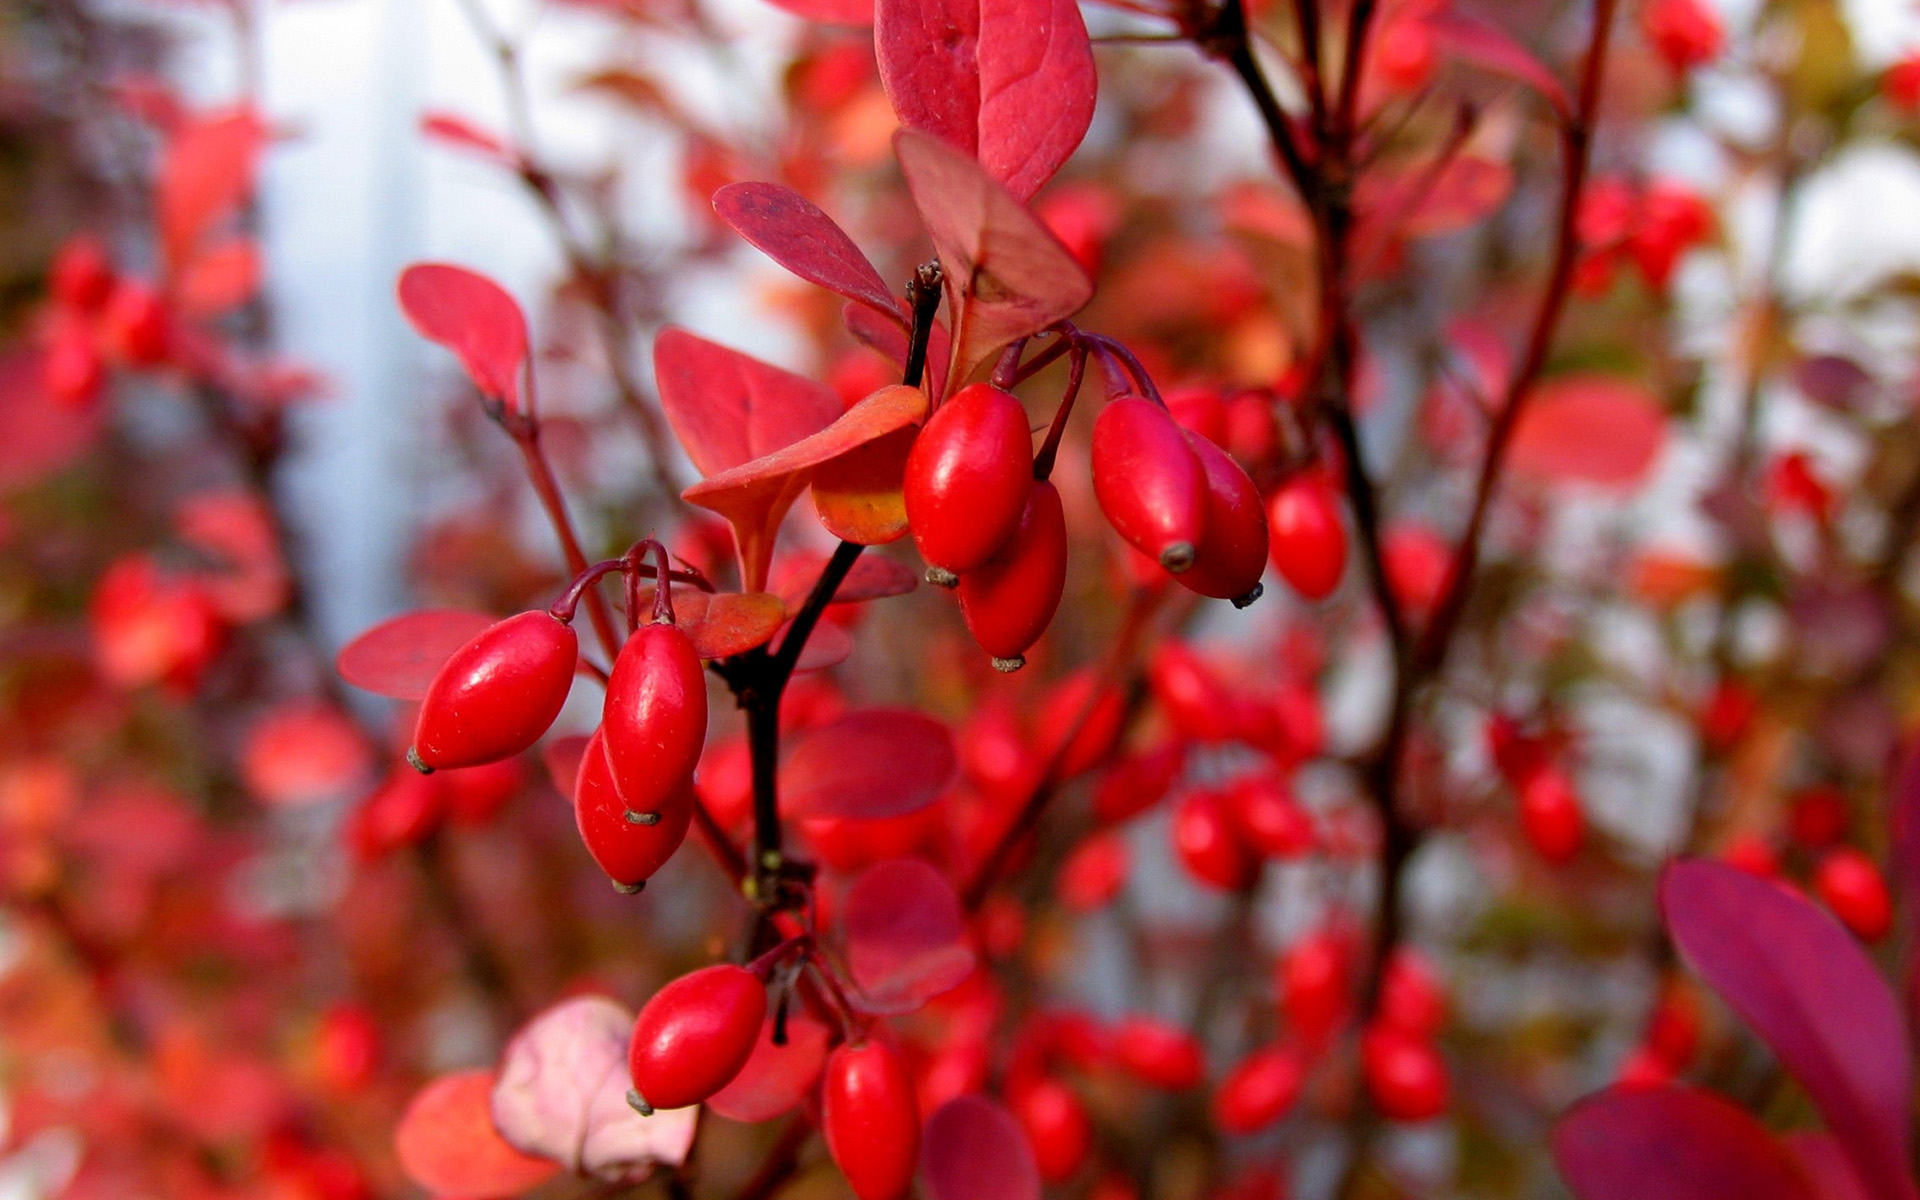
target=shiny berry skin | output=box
[1057,831,1129,911]
[956,480,1067,672]
[601,621,709,813]
[1092,741,1185,824]
[1266,475,1347,600]
[574,729,694,890]
[409,611,578,772]
[1174,789,1259,891]
[1278,931,1349,1044]
[103,279,169,365]
[1361,1027,1449,1121]
[1812,847,1892,942]
[1229,774,1315,859]
[628,964,767,1113]
[1011,1077,1093,1183]
[1091,396,1209,572]
[1112,1016,1204,1089]
[1518,766,1584,863]
[822,1040,920,1200]
[1888,55,1920,111]
[1147,641,1233,742]
[1176,432,1268,605]
[49,235,116,312]
[905,383,1035,576]
[1641,0,1722,73]
[1035,669,1128,778]
[1211,1045,1305,1134]
[1378,950,1446,1039]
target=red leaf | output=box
[921,1094,1041,1200]
[1428,10,1571,116]
[158,106,266,273]
[1785,1133,1877,1200]
[813,425,917,544]
[173,238,261,317]
[713,184,901,319]
[895,131,1092,382]
[543,735,592,795]
[397,264,531,413]
[771,553,920,609]
[1553,1085,1819,1200]
[1509,375,1667,488]
[0,349,105,494]
[240,702,372,808]
[1661,859,1918,1200]
[841,858,976,1013]
[759,0,873,21]
[845,301,952,401]
[782,708,957,820]
[394,1070,561,1198]
[875,0,1095,201]
[654,328,845,480]
[707,1015,831,1122]
[336,609,499,699]
[632,590,787,658]
[682,385,929,590]
[421,110,516,165]
[785,616,855,673]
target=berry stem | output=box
[1032,344,1088,483]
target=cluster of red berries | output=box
[1486,714,1586,864]
[406,545,710,893]
[1713,783,1893,943]
[1575,178,1716,296]
[1639,0,1723,75]
[38,235,171,408]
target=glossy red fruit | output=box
[905,383,1035,577]
[1092,741,1185,824]
[1643,982,1699,1068]
[1174,790,1259,891]
[601,621,708,813]
[1229,774,1315,859]
[1035,669,1129,778]
[628,964,767,1113]
[1378,950,1446,1039]
[1057,831,1129,911]
[313,1004,382,1093]
[346,769,446,862]
[1011,1076,1093,1183]
[1812,847,1892,942]
[1278,931,1350,1044]
[49,235,116,312]
[1091,396,1209,572]
[1147,641,1234,742]
[103,279,169,365]
[410,611,578,772]
[1176,432,1268,605]
[1788,785,1848,848]
[1267,474,1347,599]
[1719,832,1780,878]
[574,729,695,891]
[1211,1045,1305,1134]
[1518,766,1584,863]
[1112,1016,1205,1090]
[956,480,1067,672]
[441,757,525,826]
[822,1040,920,1200]
[1361,1027,1449,1121]
[1641,0,1722,73]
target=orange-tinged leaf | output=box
[395,1070,560,1198]
[895,130,1092,384]
[173,237,261,317]
[812,425,916,543]
[683,385,929,589]
[632,590,788,658]
[1509,375,1668,488]
[158,106,267,272]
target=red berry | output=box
[956,480,1067,672]
[1812,847,1892,942]
[574,729,695,890]
[1787,785,1848,849]
[1267,474,1347,599]
[822,1040,920,1200]
[103,279,169,365]
[1147,641,1234,742]
[628,964,767,1112]
[1035,668,1128,778]
[1211,1044,1305,1134]
[1643,983,1700,1068]
[1378,949,1447,1039]
[1719,832,1780,878]
[1228,774,1316,859]
[1165,386,1228,443]
[313,1004,381,1093]
[1641,0,1722,73]
[49,234,116,312]
[1112,1015,1205,1090]
[410,611,578,772]
[601,621,708,813]
[42,325,103,407]
[1010,1076,1093,1183]
[1057,831,1130,911]
[905,382,1034,576]
[1092,741,1185,824]
[1699,677,1756,752]
[1371,14,1436,93]
[441,757,525,826]
[1887,55,1920,110]
[1361,1027,1449,1121]
[346,768,446,861]
[1518,766,1584,863]
[1091,396,1209,572]
[1615,1044,1676,1089]
[1278,931,1350,1044]
[1174,789,1259,891]
[1176,432,1269,605]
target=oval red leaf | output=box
[336,609,498,699]
[921,1094,1041,1200]
[1661,859,1918,1200]
[842,858,976,1013]
[772,553,920,609]
[1508,375,1667,488]
[655,328,844,480]
[397,263,530,413]
[1553,1085,1818,1200]
[395,1070,560,1198]
[707,1015,831,1123]
[782,708,956,819]
[713,183,900,319]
